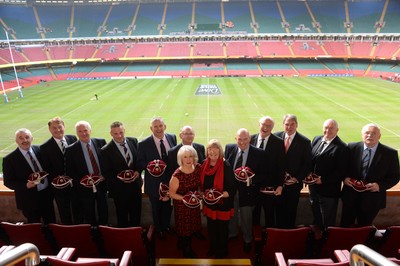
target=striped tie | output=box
[27,151,40,172]
[121,143,131,167]
[60,140,66,154]
[361,148,371,179]
[87,143,100,175]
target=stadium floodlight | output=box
[4,30,23,98]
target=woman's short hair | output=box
[177,145,198,166]
[206,139,224,158]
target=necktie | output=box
[121,143,131,167]
[361,148,371,179]
[160,139,167,162]
[259,139,265,149]
[285,136,291,153]
[27,151,40,172]
[28,151,48,190]
[235,150,244,170]
[87,143,100,175]
[317,141,326,155]
[60,140,66,154]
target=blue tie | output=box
[361,148,371,179]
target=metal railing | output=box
[350,244,398,266]
[0,243,40,266]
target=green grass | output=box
[1,76,400,173]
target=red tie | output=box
[285,137,291,153]
[87,143,100,175]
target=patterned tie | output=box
[235,150,244,170]
[121,142,131,167]
[27,151,40,172]
[317,141,326,155]
[60,140,66,154]
[87,143,100,175]
[285,136,291,153]
[259,139,265,149]
[361,148,371,179]
[160,139,167,162]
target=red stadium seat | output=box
[1,222,56,255]
[318,226,376,259]
[255,227,313,266]
[48,224,100,258]
[378,226,400,258]
[98,225,155,266]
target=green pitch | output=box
[1,76,399,173]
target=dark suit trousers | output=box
[149,195,173,232]
[276,185,301,229]
[53,189,74,225]
[113,192,142,227]
[340,190,380,227]
[81,191,108,226]
[22,188,55,224]
[309,187,339,229]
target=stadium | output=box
[0,0,399,265]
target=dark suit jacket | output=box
[275,131,312,190]
[167,142,206,178]
[225,144,267,207]
[342,141,400,209]
[3,145,49,212]
[101,137,142,197]
[40,135,77,182]
[137,133,177,197]
[65,138,107,196]
[310,135,349,197]
[251,133,285,187]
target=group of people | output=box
[2,114,399,258]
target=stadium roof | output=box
[0,0,383,6]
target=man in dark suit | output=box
[137,117,177,238]
[251,116,285,228]
[274,114,312,229]
[225,128,266,253]
[3,128,55,224]
[65,121,108,226]
[310,119,349,230]
[168,125,205,177]
[341,123,399,227]
[41,117,77,224]
[101,121,142,227]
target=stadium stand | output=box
[0,0,399,89]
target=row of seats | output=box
[253,225,400,266]
[0,222,155,266]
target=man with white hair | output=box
[65,121,107,225]
[341,123,399,227]
[3,128,55,223]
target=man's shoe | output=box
[244,242,251,253]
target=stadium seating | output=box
[254,226,313,266]
[48,224,101,258]
[98,225,155,266]
[1,222,56,255]
[317,226,376,260]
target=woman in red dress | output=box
[169,145,201,258]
